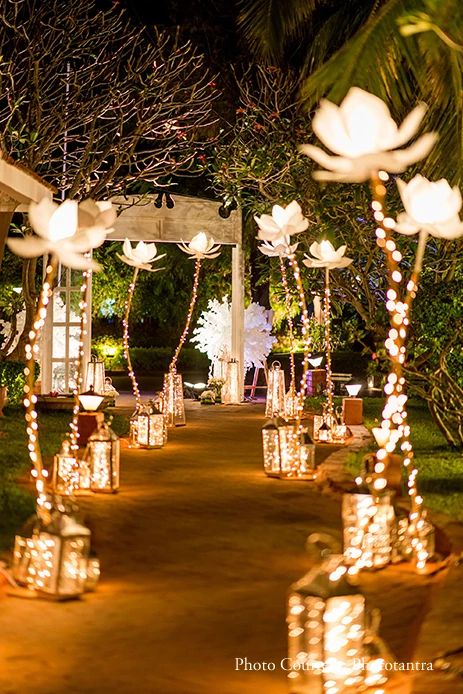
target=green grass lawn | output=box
[340,397,463,520]
[0,406,129,549]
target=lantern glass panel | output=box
[163,373,186,426]
[342,493,395,570]
[87,422,120,493]
[287,556,366,693]
[262,420,281,477]
[137,408,165,448]
[85,354,105,394]
[265,362,286,417]
[52,440,79,494]
[284,387,298,419]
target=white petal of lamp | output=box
[300,88,445,573]
[6,197,113,508]
[255,201,313,458]
[118,239,166,446]
[165,232,222,423]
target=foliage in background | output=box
[0,361,39,404]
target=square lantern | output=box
[221,359,241,405]
[285,386,298,420]
[299,430,317,481]
[265,361,286,418]
[262,418,315,480]
[136,404,166,449]
[342,492,396,571]
[84,354,105,395]
[163,372,186,427]
[313,416,332,443]
[85,420,120,493]
[52,439,79,495]
[14,508,91,599]
[287,555,367,693]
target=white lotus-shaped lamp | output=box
[78,199,117,231]
[178,232,221,259]
[254,200,308,243]
[118,239,165,271]
[299,87,437,182]
[303,240,353,270]
[395,175,463,240]
[258,236,299,258]
[7,198,110,270]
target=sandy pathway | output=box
[1,401,432,694]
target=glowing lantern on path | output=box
[52,439,79,494]
[13,501,92,599]
[136,404,166,449]
[262,419,316,480]
[265,361,286,417]
[342,492,395,571]
[162,372,186,427]
[221,359,241,405]
[84,354,105,395]
[285,385,298,419]
[287,552,367,692]
[86,420,120,493]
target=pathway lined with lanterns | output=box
[0,400,448,694]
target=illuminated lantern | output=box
[129,404,141,447]
[86,420,120,493]
[287,552,367,692]
[285,385,298,419]
[221,359,241,405]
[315,418,332,443]
[84,354,105,395]
[265,361,286,417]
[52,439,79,494]
[136,403,166,448]
[299,430,317,481]
[78,385,104,412]
[342,491,395,571]
[163,372,186,427]
[15,506,91,599]
[262,418,314,480]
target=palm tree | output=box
[237,0,463,183]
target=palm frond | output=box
[237,0,318,63]
[299,0,463,182]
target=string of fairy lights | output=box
[370,172,426,570]
[24,257,59,506]
[286,252,312,429]
[279,257,296,393]
[122,267,141,406]
[169,257,202,375]
[324,267,334,425]
[68,266,91,456]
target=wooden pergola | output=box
[40,194,245,401]
[0,152,54,266]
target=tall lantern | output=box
[84,354,105,395]
[342,491,395,571]
[13,503,91,599]
[287,553,367,693]
[162,372,186,427]
[52,439,79,494]
[265,361,286,417]
[137,403,166,448]
[86,420,120,493]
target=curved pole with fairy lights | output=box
[169,257,201,375]
[122,267,141,405]
[279,257,296,395]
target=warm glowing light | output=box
[346,384,361,397]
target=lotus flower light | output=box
[178,232,221,259]
[254,200,309,243]
[303,240,353,270]
[299,87,437,182]
[394,175,463,239]
[258,236,299,258]
[7,198,113,270]
[118,239,165,271]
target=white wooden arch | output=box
[41,194,245,401]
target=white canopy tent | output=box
[40,194,245,400]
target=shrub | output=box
[0,360,39,404]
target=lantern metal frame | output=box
[85,420,120,493]
[162,372,186,426]
[84,354,105,394]
[265,360,286,418]
[136,404,166,448]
